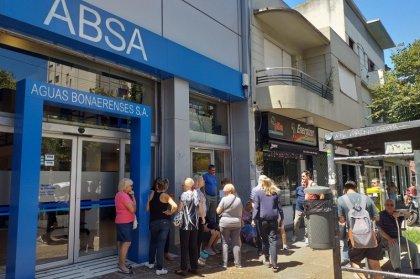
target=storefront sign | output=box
[268,113,317,146]
[29,80,149,118]
[0,0,244,100]
[318,128,350,156]
[43,0,148,62]
[385,141,412,154]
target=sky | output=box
[284,0,420,68]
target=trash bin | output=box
[304,186,334,249]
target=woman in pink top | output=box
[115,178,136,274]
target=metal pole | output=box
[355,164,365,195]
[325,136,342,279]
[414,150,420,192]
[379,160,388,208]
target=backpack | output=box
[342,194,378,249]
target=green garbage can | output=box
[304,186,334,249]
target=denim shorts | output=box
[116,223,133,242]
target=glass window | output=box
[0,47,47,114]
[263,158,299,206]
[0,132,13,274]
[189,94,228,145]
[0,45,158,133]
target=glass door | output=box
[36,135,122,268]
[36,135,76,268]
[75,138,120,261]
[191,150,213,176]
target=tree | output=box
[369,40,420,123]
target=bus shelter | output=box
[324,119,420,279]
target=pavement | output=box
[94,236,355,279]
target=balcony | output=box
[256,67,333,101]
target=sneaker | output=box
[263,259,271,267]
[203,249,216,256]
[156,269,168,275]
[291,236,297,242]
[145,263,155,269]
[235,264,243,268]
[283,245,289,251]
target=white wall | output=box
[294,0,346,41]
[84,0,242,71]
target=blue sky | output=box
[284,0,420,68]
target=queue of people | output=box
[113,164,293,276]
[113,167,420,278]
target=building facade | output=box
[0,0,252,277]
[294,0,411,197]
[250,0,397,225]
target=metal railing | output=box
[342,266,420,279]
[256,67,333,101]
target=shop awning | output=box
[254,8,330,51]
[329,119,420,154]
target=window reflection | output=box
[189,95,228,145]
[0,46,157,132]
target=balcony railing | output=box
[256,67,333,101]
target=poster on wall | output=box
[267,113,317,146]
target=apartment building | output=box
[250,0,397,225]
[295,0,410,200]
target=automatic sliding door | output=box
[36,137,75,267]
[76,139,119,260]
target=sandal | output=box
[118,265,133,274]
[175,270,188,276]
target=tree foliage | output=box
[0,70,16,90]
[369,40,420,123]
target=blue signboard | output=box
[28,79,150,118]
[0,0,244,101]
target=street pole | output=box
[414,150,420,192]
[325,135,342,279]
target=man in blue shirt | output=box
[292,170,313,243]
[203,165,218,223]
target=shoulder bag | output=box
[219,196,237,218]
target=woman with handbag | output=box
[146,178,177,276]
[114,178,136,274]
[174,178,205,276]
[252,177,283,271]
[216,183,243,268]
